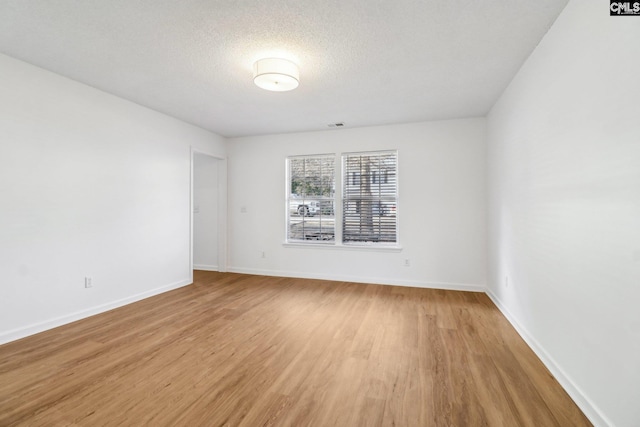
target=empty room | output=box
[0,1,638,426]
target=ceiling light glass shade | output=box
[253,58,299,92]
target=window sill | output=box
[283,242,403,253]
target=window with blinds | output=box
[342,151,398,244]
[286,155,336,243]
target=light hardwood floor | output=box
[0,272,591,426]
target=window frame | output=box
[341,150,399,247]
[284,150,400,250]
[285,154,337,245]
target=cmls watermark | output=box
[610,1,640,15]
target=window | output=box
[286,155,336,242]
[342,151,397,244]
[286,150,398,247]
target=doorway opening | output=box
[191,150,226,277]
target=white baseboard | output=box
[227,266,486,292]
[193,264,219,271]
[0,278,192,345]
[485,290,611,427]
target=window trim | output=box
[284,150,400,250]
[285,153,337,244]
[341,149,399,247]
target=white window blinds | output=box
[342,151,398,244]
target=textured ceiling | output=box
[0,0,569,137]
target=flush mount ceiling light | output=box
[253,58,299,92]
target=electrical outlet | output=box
[403,259,410,267]
[261,251,266,259]
[84,277,93,288]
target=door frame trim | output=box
[190,147,227,283]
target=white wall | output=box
[193,153,220,270]
[0,53,226,344]
[227,119,487,290]
[486,1,640,426]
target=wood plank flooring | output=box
[0,272,592,426]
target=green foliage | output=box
[290,157,335,197]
